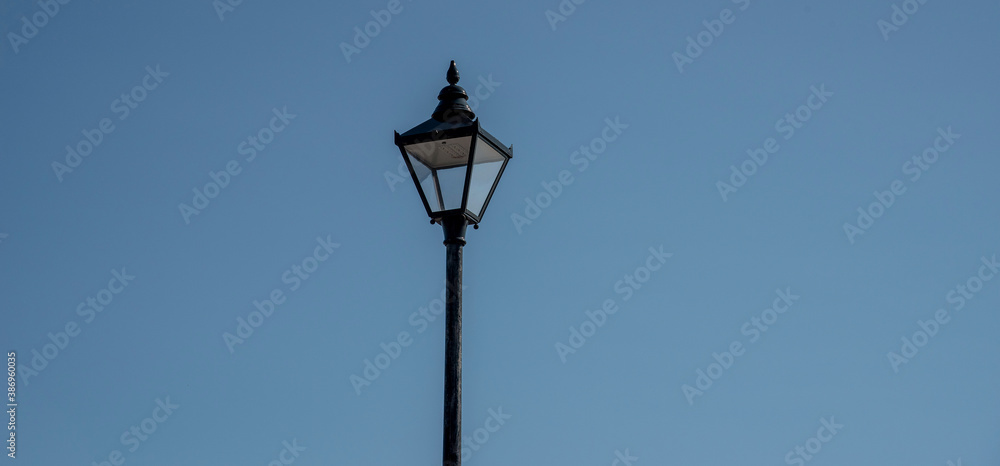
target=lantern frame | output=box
[394,118,513,225]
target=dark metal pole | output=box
[441,216,467,466]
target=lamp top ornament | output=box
[432,61,476,123]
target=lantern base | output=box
[440,215,468,246]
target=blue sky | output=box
[1,0,998,465]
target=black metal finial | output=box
[432,60,475,122]
[447,60,460,85]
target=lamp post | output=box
[393,61,513,466]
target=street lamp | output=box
[393,61,513,466]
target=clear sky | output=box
[1,1,998,465]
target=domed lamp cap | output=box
[432,61,476,122]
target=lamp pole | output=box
[393,60,513,466]
[441,216,467,466]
